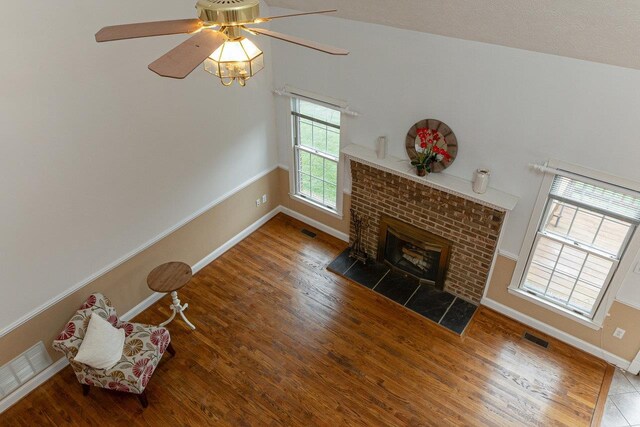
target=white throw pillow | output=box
[74,314,125,370]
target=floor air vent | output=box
[523,332,549,349]
[0,342,52,399]
[301,229,317,238]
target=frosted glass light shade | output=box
[204,37,264,85]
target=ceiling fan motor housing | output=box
[196,0,260,26]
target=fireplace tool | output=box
[349,208,369,264]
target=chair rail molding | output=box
[0,202,351,414]
[0,165,282,339]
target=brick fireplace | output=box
[349,160,506,303]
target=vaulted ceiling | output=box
[266,0,640,70]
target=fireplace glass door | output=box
[384,229,442,283]
[377,214,452,289]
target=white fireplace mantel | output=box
[342,144,518,212]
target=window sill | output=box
[289,193,343,220]
[507,287,603,330]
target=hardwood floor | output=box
[2,213,608,426]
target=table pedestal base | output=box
[160,291,195,330]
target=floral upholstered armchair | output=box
[52,293,174,408]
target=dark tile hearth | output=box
[327,249,477,335]
[373,271,419,305]
[327,249,356,275]
[406,285,456,323]
[343,260,389,289]
[440,298,479,334]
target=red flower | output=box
[159,335,170,354]
[141,365,154,387]
[80,295,97,309]
[120,322,134,337]
[420,142,427,149]
[150,329,165,346]
[417,128,429,144]
[132,358,150,378]
[107,314,118,326]
[57,322,76,340]
[107,382,130,392]
[433,132,441,142]
[150,329,170,353]
[431,146,452,161]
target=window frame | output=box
[508,159,640,329]
[288,92,345,218]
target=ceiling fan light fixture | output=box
[204,37,264,86]
[196,0,260,26]
[95,2,347,83]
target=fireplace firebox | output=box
[377,214,452,290]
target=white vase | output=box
[376,136,387,159]
[473,169,490,194]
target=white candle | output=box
[473,169,491,194]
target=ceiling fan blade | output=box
[248,28,348,55]
[252,9,337,24]
[95,19,203,42]
[148,30,226,79]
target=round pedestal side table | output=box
[147,262,196,330]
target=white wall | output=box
[270,10,640,304]
[0,1,278,331]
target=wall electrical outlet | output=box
[262,194,267,203]
[256,198,261,207]
[613,328,626,339]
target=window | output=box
[291,99,341,211]
[519,175,640,318]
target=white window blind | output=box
[550,175,640,223]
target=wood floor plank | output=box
[1,213,608,426]
[590,364,615,427]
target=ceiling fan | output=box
[95,0,349,86]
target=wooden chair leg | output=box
[166,342,176,357]
[82,384,90,396]
[138,391,148,409]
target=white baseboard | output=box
[629,352,640,375]
[0,356,69,414]
[279,207,349,242]
[0,289,169,415]
[482,297,632,371]
[121,293,166,322]
[1,205,343,413]
[0,207,282,415]
[6,203,634,414]
[192,207,281,273]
